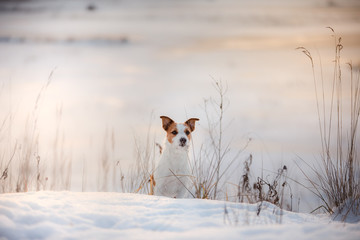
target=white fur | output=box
[154,124,191,198]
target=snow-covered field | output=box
[0,192,359,240]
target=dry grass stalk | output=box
[0,69,74,193]
[190,80,250,200]
[113,117,157,194]
[297,28,360,217]
[149,174,155,195]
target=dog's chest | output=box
[158,148,189,174]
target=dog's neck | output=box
[160,139,190,173]
[162,139,189,156]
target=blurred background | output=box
[0,0,359,211]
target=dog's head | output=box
[160,116,199,149]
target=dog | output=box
[154,116,199,198]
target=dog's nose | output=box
[179,137,187,147]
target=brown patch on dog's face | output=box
[183,124,192,141]
[160,116,178,144]
[165,122,178,144]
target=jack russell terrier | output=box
[154,116,199,198]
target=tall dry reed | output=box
[297,28,360,217]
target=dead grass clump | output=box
[253,165,291,216]
[224,160,292,225]
[297,28,360,218]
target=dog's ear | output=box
[160,116,174,131]
[185,118,199,132]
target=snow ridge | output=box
[0,192,359,240]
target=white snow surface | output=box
[0,192,359,240]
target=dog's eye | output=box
[185,130,190,136]
[171,130,178,135]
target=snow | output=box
[0,192,359,240]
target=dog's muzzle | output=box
[179,137,187,147]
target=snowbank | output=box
[0,192,359,240]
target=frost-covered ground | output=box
[0,192,359,240]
